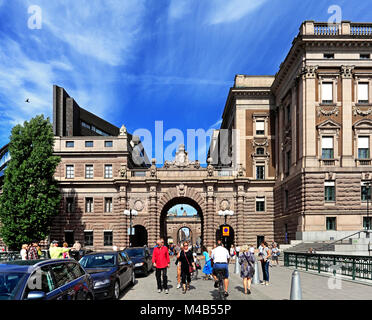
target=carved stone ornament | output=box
[162,144,200,168]
[119,164,127,178]
[150,158,157,178]
[133,200,144,212]
[340,65,354,79]
[353,106,372,116]
[252,139,269,147]
[317,105,339,117]
[301,65,318,78]
[177,184,186,197]
[237,164,245,177]
[119,125,127,136]
[219,199,230,211]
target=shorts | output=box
[213,263,229,279]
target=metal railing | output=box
[284,252,372,280]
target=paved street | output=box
[121,256,372,300]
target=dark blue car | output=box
[125,247,153,276]
[0,259,94,300]
[79,251,135,300]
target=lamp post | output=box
[218,210,234,248]
[124,209,138,247]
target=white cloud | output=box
[36,0,146,66]
[207,0,268,25]
[168,0,192,20]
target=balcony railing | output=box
[301,21,372,36]
[356,159,372,166]
[314,22,340,36]
[351,24,372,36]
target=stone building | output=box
[2,21,372,250]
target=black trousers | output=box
[181,270,191,284]
[155,267,168,290]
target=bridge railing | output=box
[284,251,372,281]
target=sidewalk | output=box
[122,257,372,300]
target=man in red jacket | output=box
[152,238,170,293]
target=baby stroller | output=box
[192,253,201,280]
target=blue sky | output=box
[1,0,372,163]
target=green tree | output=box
[0,115,61,250]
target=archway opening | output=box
[129,225,148,247]
[160,197,203,248]
[215,224,235,251]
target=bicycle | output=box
[214,269,227,300]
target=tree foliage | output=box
[0,115,61,250]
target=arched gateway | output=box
[52,139,274,251]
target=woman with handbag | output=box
[239,245,256,295]
[178,241,196,294]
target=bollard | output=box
[252,260,261,284]
[290,270,302,300]
[234,255,240,274]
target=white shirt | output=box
[211,246,230,263]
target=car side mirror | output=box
[27,291,46,300]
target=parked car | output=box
[79,251,135,300]
[0,259,94,300]
[125,247,153,276]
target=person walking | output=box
[27,241,39,260]
[62,242,70,259]
[178,241,196,294]
[260,242,271,285]
[20,244,28,260]
[152,238,170,294]
[271,243,280,266]
[49,240,70,259]
[211,240,230,298]
[175,243,183,289]
[229,244,236,264]
[239,245,255,295]
[201,245,213,280]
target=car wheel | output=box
[130,271,135,286]
[114,281,120,300]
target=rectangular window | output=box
[66,141,74,148]
[256,165,265,180]
[104,165,113,178]
[360,53,370,59]
[256,197,265,212]
[256,120,265,135]
[321,136,334,159]
[84,231,93,246]
[363,217,372,230]
[358,83,369,104]
[66,197,74,213]
[85,198,93,213]
[85,141,94,148]
[358,136,370,159]
[105,198,113,213]
[104,231,113,246]
[361,182,371,201]
[324,53,334,59]
[66,165,74,179]
[322,82,333,104]
[285,190,289,209]
[85,165,93,179]
[326,217,336,231]
[81,121,91,129]
[105,141,113,148]
[286,151,291,173]
[324,181,335,202]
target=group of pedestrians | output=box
[20,240,42,260]
[151,237,281,297]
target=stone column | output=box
[235,181,247,246]
[148,185,158,246]
[119,185,128,248]
[341,65,355,167]
[303,65,318,167]
[204,182,216,248]
[291,83,298,166]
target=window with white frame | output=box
[66,165,74,179]
[85,198,93,213]
[105,198,113,213]
[256,197,265,212]
[85,165,93,179]
[322,82,333,104]
[358,82,369,104]
[256,164,265,180]
[256,120,265,135]
[104,165,113,178]
[324,181,335,202]
[321,136,334,159]
[358,136,370,159]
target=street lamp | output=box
[218,210,234,248]
[124,209,138,247]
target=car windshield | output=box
[125,249,144,257]
[0,272,27,300]
[80,254,117,268]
